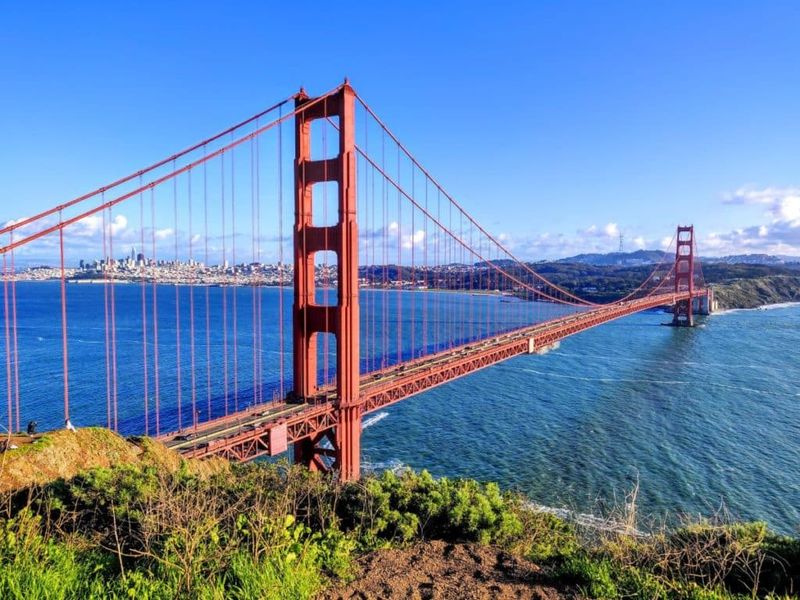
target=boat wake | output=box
[363,411,389,429]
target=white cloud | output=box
[583,222,620,239]
[401,229,425,250]
[72,214,128,238]
[154,228,174,240]
[2,216,30,229]
[493,225,654,260]
[359,222,427,257]
[724,186,800,224]
[703,186,800,256]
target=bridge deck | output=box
[162,291,702,461]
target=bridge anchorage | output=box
[0,80,713,482]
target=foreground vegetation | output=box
[0,440,797,599]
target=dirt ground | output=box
[321,540,579,600]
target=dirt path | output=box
[321,540,579,600]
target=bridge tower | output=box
[672,225,695,327]
[292,83,361,481]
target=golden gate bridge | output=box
[0,81,711,480]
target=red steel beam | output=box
[169,289,708,462]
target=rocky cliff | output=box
[712,275,800,310]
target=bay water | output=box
[2,282,798,533]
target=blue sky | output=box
[2,1,800,259]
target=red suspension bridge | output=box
[0,81,711,480]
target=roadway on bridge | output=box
[162,291,702,459]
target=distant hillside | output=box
[557,250,669,266]
[521,261,800,306]
[703,253,800,265]
[711,275,800,310]
[556,250,800,267]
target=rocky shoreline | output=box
[711,275,800,310]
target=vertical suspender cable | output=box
[461,212,466,344]
[250,136,258,405]
[204,152,212,420]
[102,204,111,428]
[396,145,402,363]
[277,108,285,400]
[109,206,119,431]
[231,143,239,412]
[423,178,428,354]
[221,154,229,415]
[433,188,440,352]
[188,169,197,429]
[370,141,377,371]
[58,213,70,426]
[139,179,149,435]
[381,129,388,368]
[151,188,161,436]
[254,122,263,404]
[9,237,20,432]
[467,215,472,342]
[410,166,416,356]
[448,199,453,348]
[100,205,111,429]
[173,163,182,430]
[3,254,12,433]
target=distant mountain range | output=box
[554,250,800,267]
[701,253,800,265]
[555,250,670,266]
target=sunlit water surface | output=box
[4,283,798,533]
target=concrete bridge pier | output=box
[695,288,715,315]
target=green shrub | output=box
[517,510,581,563]
[615,565,670,600]
[339,469,522,546]
[559,554,618,599]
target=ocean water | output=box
[362,303,800,534]
[1,283,798,534]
